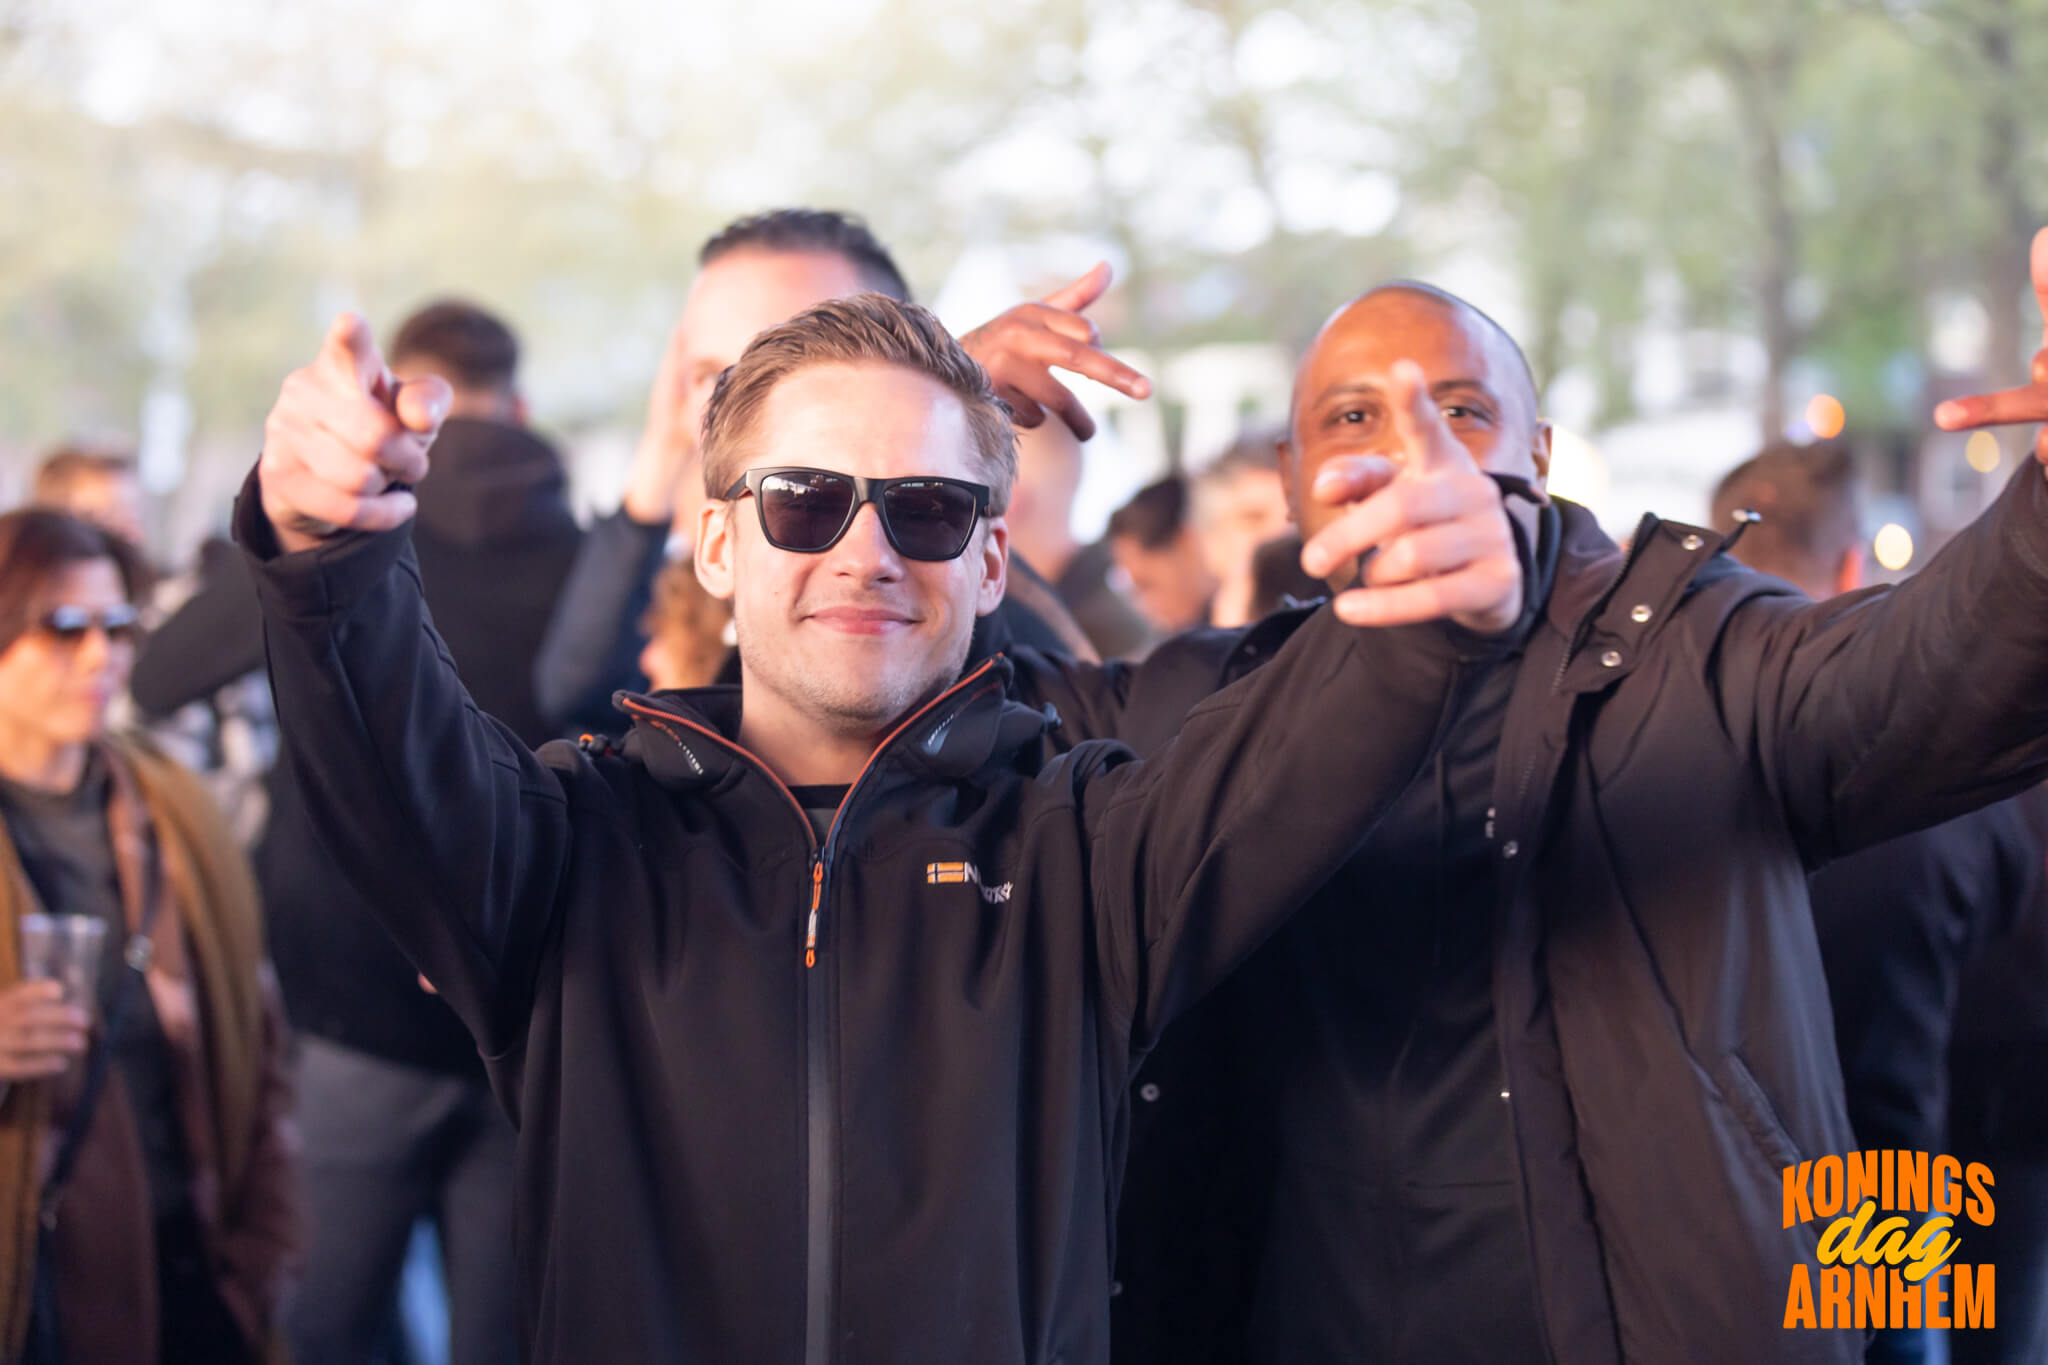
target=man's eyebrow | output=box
[1308,379,1384,408]
[1432,377,1499,403]
[1310,376,1500,407]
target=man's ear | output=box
[695,501,738,602]
[976,517,1010,617]
[1834,545,1866,596]
[1531,421,1554,484]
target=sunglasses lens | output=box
[42,607,89,642]
[882,481,980,561]
[40,604,139,644]
[758,471,856,552]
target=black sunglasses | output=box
[39,603,141,646]
[723,467,993,563]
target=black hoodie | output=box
[136,417,581,1073]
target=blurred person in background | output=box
[1948,810,2048,1365]
[135,298,570,1365]
[1104,477,1215,636]
[636,559,732,693]
[533,208,1145,736]
[1714,440,2048,1365]
[34,448,278,850]
[30,448,146,550]
[0,508,298,1365]
[1189,432,1290,628]
[1009,411,1154,659]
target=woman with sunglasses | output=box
[0,508,299,1364]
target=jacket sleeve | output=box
[1009,623,1257,758]
[212,962,303,1350]
[1004,647,1139,753]
[233,472,574,1056]
[130,551,267,718]
[1723,461,2048,861]
[1076,605,1465,1049]
[531,507,670,734]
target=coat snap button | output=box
[1600,649,1622,668]
[1629,604,1652,623]
[1139,1083,1162,1102]
[1502,840,1520,859]
[1681,533,1705,551]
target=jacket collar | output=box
[1536,497,1730,695]
[612,655,1050,797]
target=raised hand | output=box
[958,262,1151,439]
[1934,227,2048,469]
[0,980,89,1082]
[1299,360,1523,634]
[623,315,708,526]
[259,313,451,554]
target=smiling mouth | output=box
[806,607,917,635]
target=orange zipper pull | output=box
[805,861,823,968]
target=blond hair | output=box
[699,293,1017,513]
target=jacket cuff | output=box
[232,462,416,622]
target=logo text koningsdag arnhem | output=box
[1782,1150,1994,1331]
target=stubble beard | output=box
[736,613,972,742]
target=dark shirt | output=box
[791,784,851,846]
[1246,649,1545,1364]
[0,758,190,1218]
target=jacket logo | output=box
[926,861,1012,903]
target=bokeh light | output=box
[1805,393,1846,441]
[1965,430,2001,474]
[1873,522,1914,572]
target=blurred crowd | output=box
[1,206,2046,1365]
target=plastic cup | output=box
[19,913,109,1009]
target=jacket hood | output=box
[413,417,578,549]
[612,655,1054,795]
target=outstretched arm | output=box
[240,314,575,1054]
[1734,228,2048,858]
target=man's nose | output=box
[827,502,905,580]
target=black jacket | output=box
[233,469,1474,1365]
[1809,794,2046,1154]
[138,418,581,1074]
[1015,466,2048,1365]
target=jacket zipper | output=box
[631,662,1003,1365]
[799,657,1001,1365]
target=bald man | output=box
[1010,246,2048,1365]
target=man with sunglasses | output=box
[533,207,1141,739]
[234,291,1524,1365]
